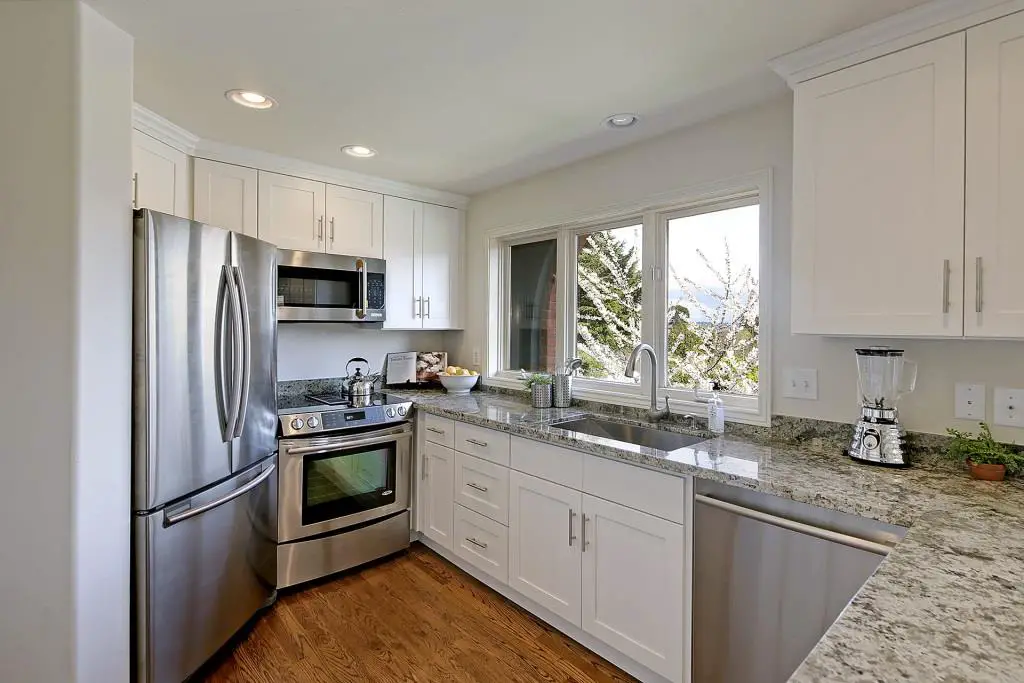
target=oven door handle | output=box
[284,429,411,457]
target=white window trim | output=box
[484,169,773,426]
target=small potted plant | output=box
[520,371,553,408]
[945,422,1024,481]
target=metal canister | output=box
[553,374,573,408]
[531,383,553,409]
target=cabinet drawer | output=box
[583,455,686,524]
[453,504,509,583]
[455,452,509,525]
[511,436,583,489]
[422,413,455,448]
[455,422,510,466]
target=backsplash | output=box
[276,325,448,380]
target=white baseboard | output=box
[415,533,677,683]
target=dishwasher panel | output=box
[692,481,905,683]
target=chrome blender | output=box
[847,347,917,466]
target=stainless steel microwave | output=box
[277,249,386,324]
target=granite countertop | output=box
[392,389,1024,682]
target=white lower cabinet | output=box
[508,470,583,626]
[582,494,686,682]
[453,504,508,583]
[420,440,455,550]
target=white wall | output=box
[0,3,133,682]
[460,96,1024,440]
[278,326,449,380]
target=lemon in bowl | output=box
[438,367,479,395]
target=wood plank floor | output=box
[202,543,636,683]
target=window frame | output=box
[485,170,772,426]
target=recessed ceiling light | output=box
[225,89,277,110]
[604,113,639,128]
[342,145,377,158]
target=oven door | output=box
[278,423,411,542]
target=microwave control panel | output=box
[367,274,385,309]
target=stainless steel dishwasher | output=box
[692,479,906,683]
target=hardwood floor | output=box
[203,543,636,683]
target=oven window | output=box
[301,443,396,526]
[278,265,359,309]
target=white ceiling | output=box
[89,0,930,195]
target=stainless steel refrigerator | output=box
[132,210,278,683]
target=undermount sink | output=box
[550,417,708,452]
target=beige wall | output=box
[277,325,448,380]
[457,96,1024,440]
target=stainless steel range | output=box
[276,392,413,587]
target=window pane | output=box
[666,204,759,395]
[575,224,642,382]
[508,239,557,372]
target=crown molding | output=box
[769,0,1024,86]
[192,138,468,209]
[131,103,199,154]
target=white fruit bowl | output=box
[438,374,479,395]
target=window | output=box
[506,238,557,372]
[664,200,760,395]
[574,222,643,383]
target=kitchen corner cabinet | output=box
[192,159,258,236]
[791,33,966,337]
[419,440,455,550]
[383,196,463,330]
[256,170,384,258]
[132,129,190,218]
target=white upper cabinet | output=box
[792,34,967,337]
[132,130,190,218]
[325,185,384,259]
[257,171,324,252]
[383,196,464,330]
[192,159,258,236]
[965,13,1024,338]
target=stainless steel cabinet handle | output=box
[426,427,445,435]
[976,256,983,313]
[581,514,590,551]
[465,438,488,448]
[415,297,422,318]
[330,217,335,244]
[466,482,489,493]
[318,216,324,241]
[425,296,431,319]
[942,259,951,314]
[569,508,577,547]
[466,537,488,550]
[132,172,139,208]
[164,464,276,526]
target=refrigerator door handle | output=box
[215,265,234,441]
[223,264,244,440]
[232,265,252,438]
[163,463,276,527]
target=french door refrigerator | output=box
[132,210,278,683]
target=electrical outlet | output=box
[783,368,818,400]
[954,383,986,420]
[471,348,481,367]
[994,388,1024,428]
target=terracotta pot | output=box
[967,460,1006,481]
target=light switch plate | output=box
[783,368,818,400]
[994,388,1024,428]
[955,383,986,420]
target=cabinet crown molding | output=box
[131,104,469,210]
[769,0,1024,86]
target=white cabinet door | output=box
[421,203,462,330]
[132,130,190,218]
[256,171,325,252]
[383,195,423,329]
[325,184,384,259]
[192,158,258,236]
[420,441,455,550]
[966,13,1024,338]
[508,471,582,626]
[581,494,685,683]
[792,33,966,336]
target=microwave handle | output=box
[356,258,369,318]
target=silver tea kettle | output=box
[345,357,378,397]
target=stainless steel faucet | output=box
[625,343,669,421]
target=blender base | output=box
[847,419,910,467]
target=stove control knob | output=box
[290,418,304,431]
[397,406,408,417]
[386,408,396,418]
[306,416,320,429]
